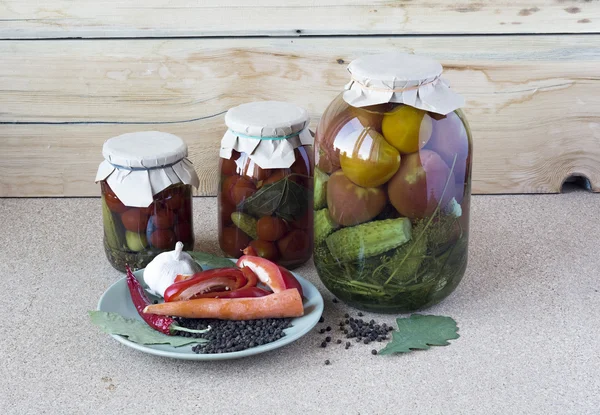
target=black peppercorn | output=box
[371,349,378,355]
[325,336,331,342]
[325,360,330,365]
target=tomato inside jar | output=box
[218,101,314,269]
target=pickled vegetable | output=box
[326,170,386,226]
[313,167,329,209]
[381,106,433,154]
[231,212,258,239]
[126,231,148,252]
[387,150,455,220]
[325,217,412,262]
[339,127,401,188]
[256,216,287,241]
[314,208,339,245]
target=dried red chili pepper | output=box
[126,265,175,335]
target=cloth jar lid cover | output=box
[220,101,313,169]
[95,131,199,207]
[343,52,465,115]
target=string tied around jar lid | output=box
[349,75,441,93]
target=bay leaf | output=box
[241,176,308,221]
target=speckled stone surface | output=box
[1,193,599,414]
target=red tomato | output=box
[121,209,150,232]
[220,226,252,258]
[256,216,288,241]
[249,240,279,261]
[222,175,257,206]
[152,210,175,229]
[150,229,176,250]
[102,182,128,213]
[277,230,310,262]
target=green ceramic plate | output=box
[97,267,324,360]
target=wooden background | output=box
[1,1,599,196]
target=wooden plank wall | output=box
[1,1,599,196]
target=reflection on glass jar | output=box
[314,94,472,313]
[101,182,195,272]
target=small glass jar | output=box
[95,131,200,271]
[218,101,314,268]
[313,53,472,312]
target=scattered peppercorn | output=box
[319,328,326,334]
[358,312,364,317]
[326,326,332,332]
[332,298,339,303]
[319,316,325,323]
[336,339,342,344]
[371,349,378,355]
[325,336,331,342]
[321,341,327,348]
[325,360,330,365]
[344,313,350,318]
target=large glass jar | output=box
[96,131,200,272]
[313,53,472,312]
[218,101,314,268]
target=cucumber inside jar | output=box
[313,99,471,313]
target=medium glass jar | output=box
[96,131,200,271]
[313,53,472,312]
[218,101,314,268]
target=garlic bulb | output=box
[143,242,202,297]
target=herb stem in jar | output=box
[382,154,458,287]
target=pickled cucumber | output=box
[231,212,258,239]
[314,167,329,210]
[102,196,123,249]
[314,208,339,245]
[326,217,412,262]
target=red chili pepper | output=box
[194,286,272,299]
[164,268,249,302]
[126,265,174,335]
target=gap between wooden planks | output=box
[0,0,599,38]
[0,35,599,196]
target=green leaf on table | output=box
[241,176,308,221]
[89,311,206,347]
[187,251,236,269]
[379,314,459,355]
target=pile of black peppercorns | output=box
[317,300,396,364]
[174,317,293,354]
